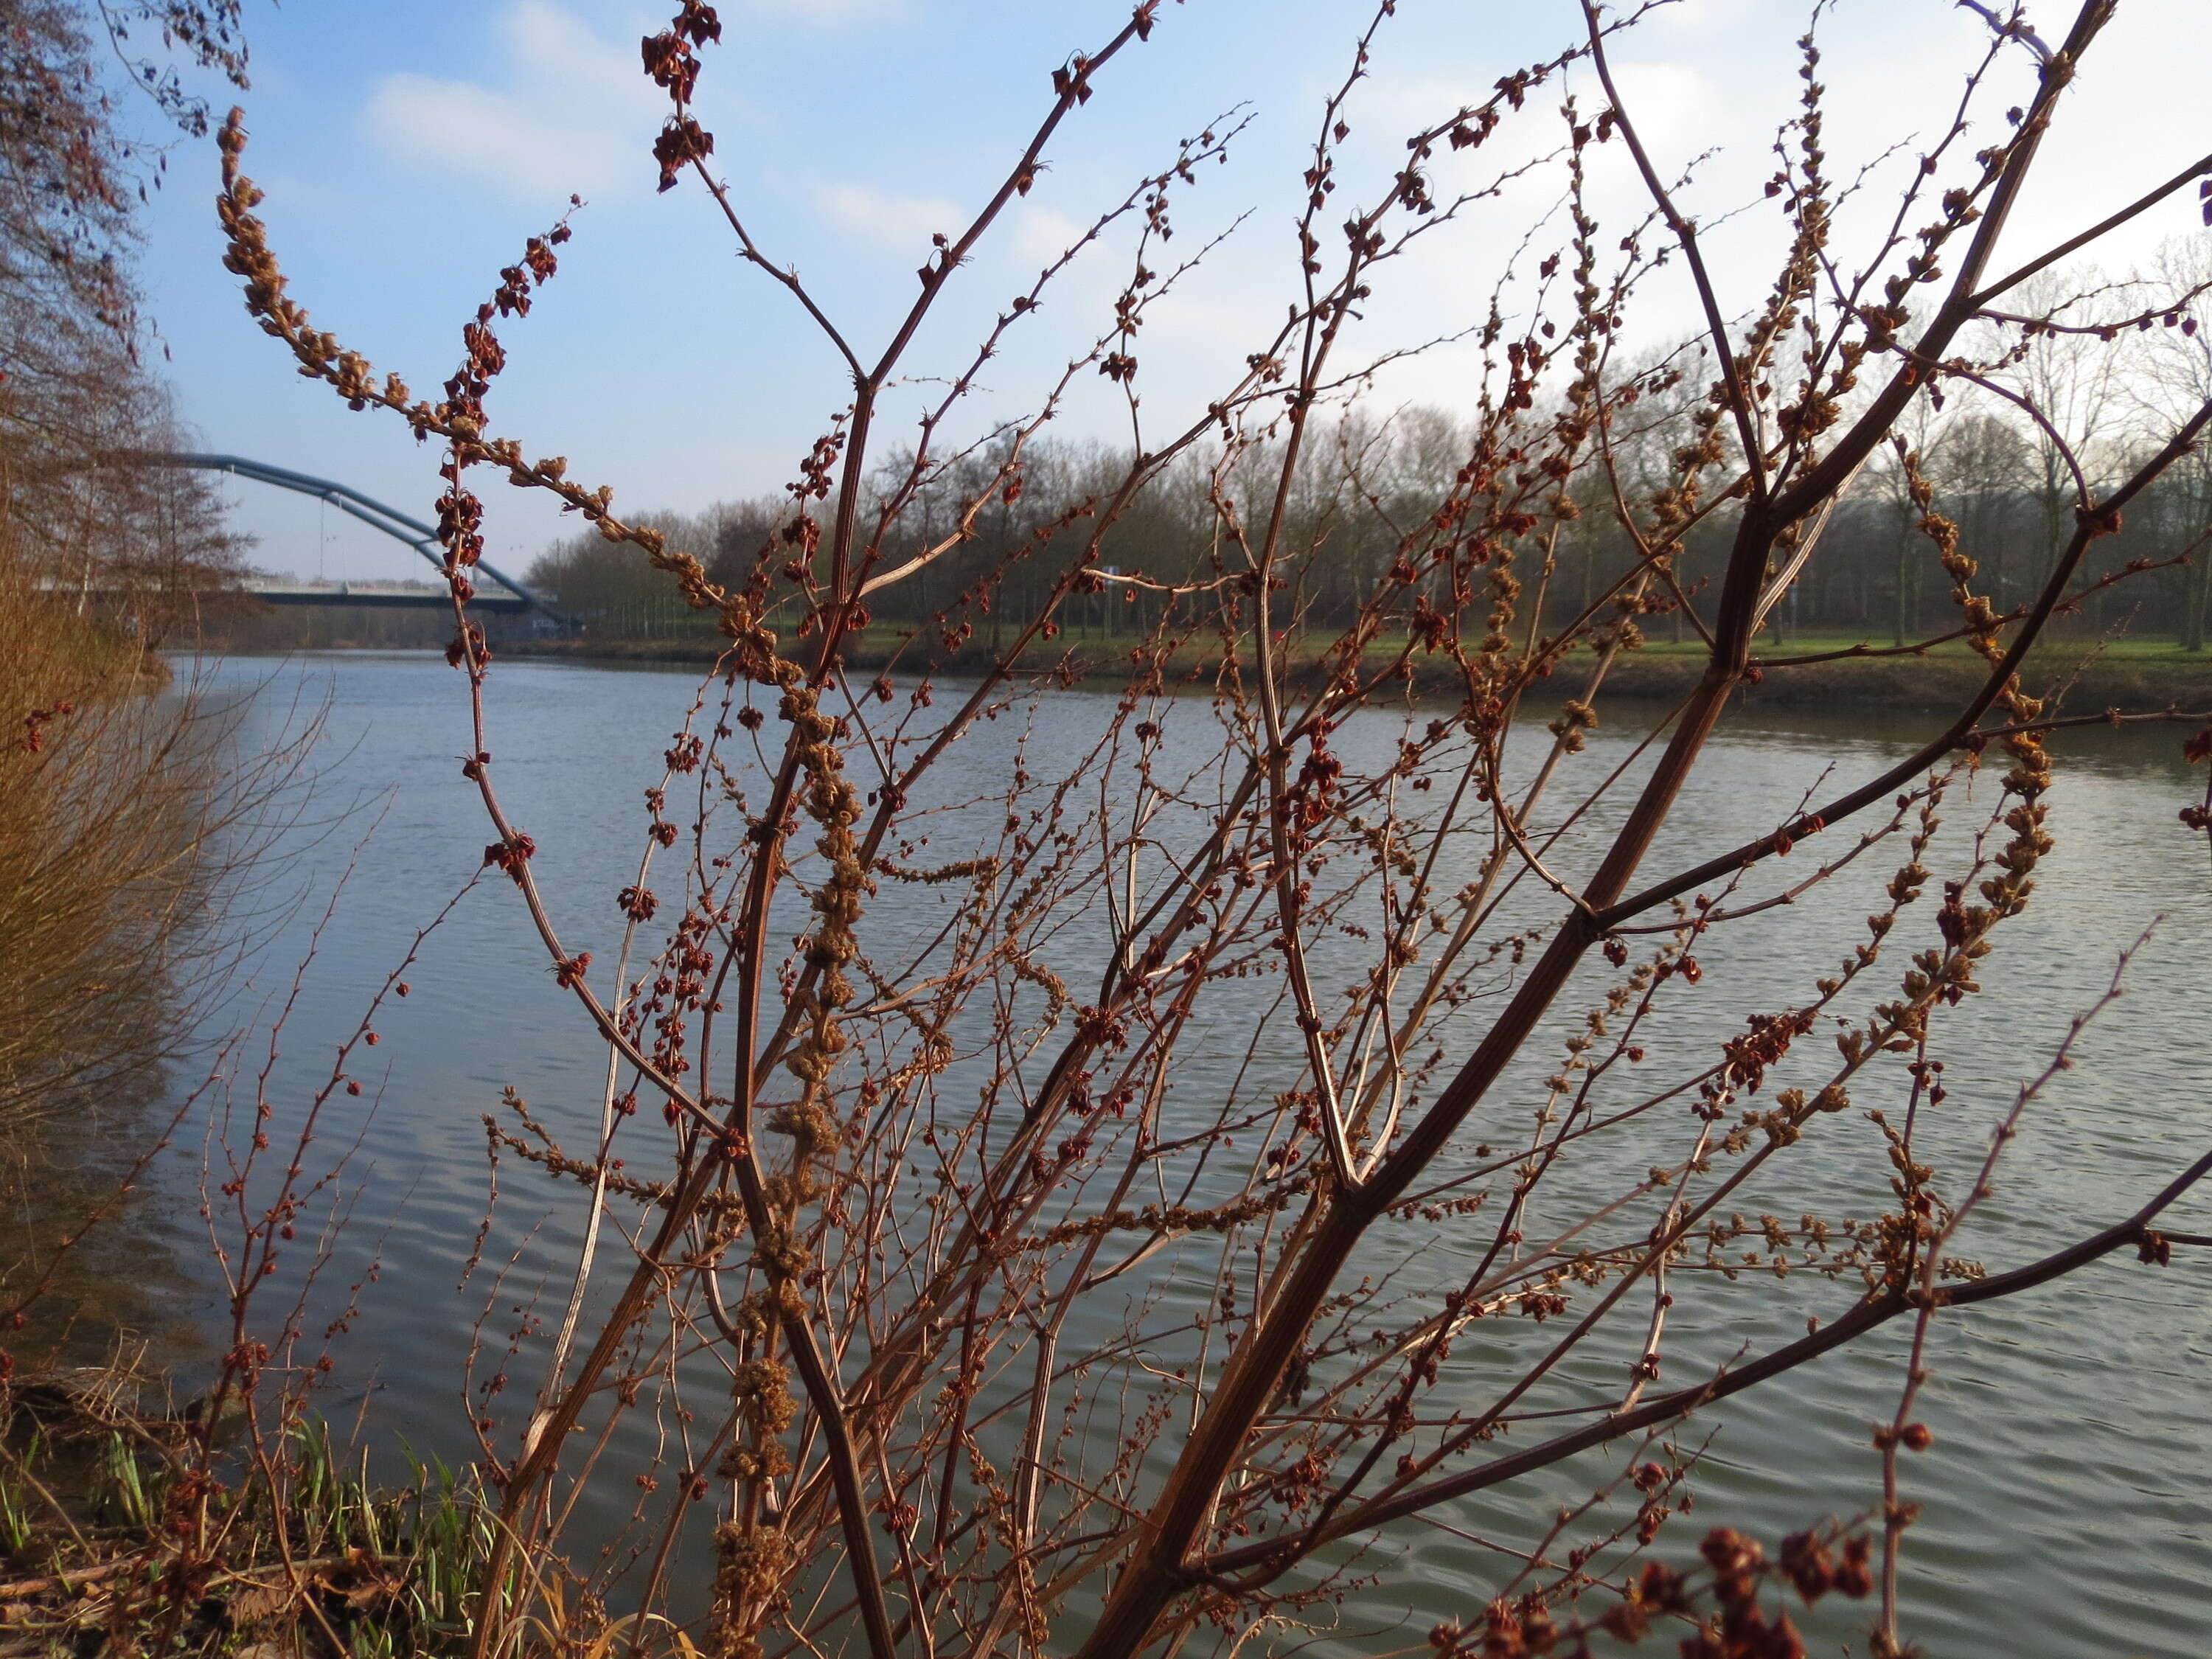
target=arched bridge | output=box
[140,453,546,616]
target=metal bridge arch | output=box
[142,452,543,613]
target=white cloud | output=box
[1013,207,1085,267]
[815,181,964,248]
[740,0,903,19]
[366,2,666,201]
[1601,61,1729,155]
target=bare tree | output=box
[1984,269,2129,614]
[0,0,255,639]
[2135,237,2212,649]
[207,4,2212,1657]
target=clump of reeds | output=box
[0,574,216,1127]
[0,1365,546,1658]
[0,563,319,1372]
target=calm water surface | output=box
[177,652,2211,1658]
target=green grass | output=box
[1635,629,2212,663]
[0,1382,541,1658]
[555,607,2211,660]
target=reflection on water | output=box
[0,668,283,1378]
[180,653,2211,1659]
[2,1071,204,1374]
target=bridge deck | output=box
[245,582,529,613]
[39,580,533,615]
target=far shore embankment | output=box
[486,632,2212,715]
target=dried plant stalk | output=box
[214,4,2212,1657]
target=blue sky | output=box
[129,0,2211,583]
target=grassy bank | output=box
[501,627,2212,713]
[1585,635,2212,711]
[0,1368,512,1659]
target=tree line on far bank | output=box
[530,263,2212,655]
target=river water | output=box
[169,651,2210,1658]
